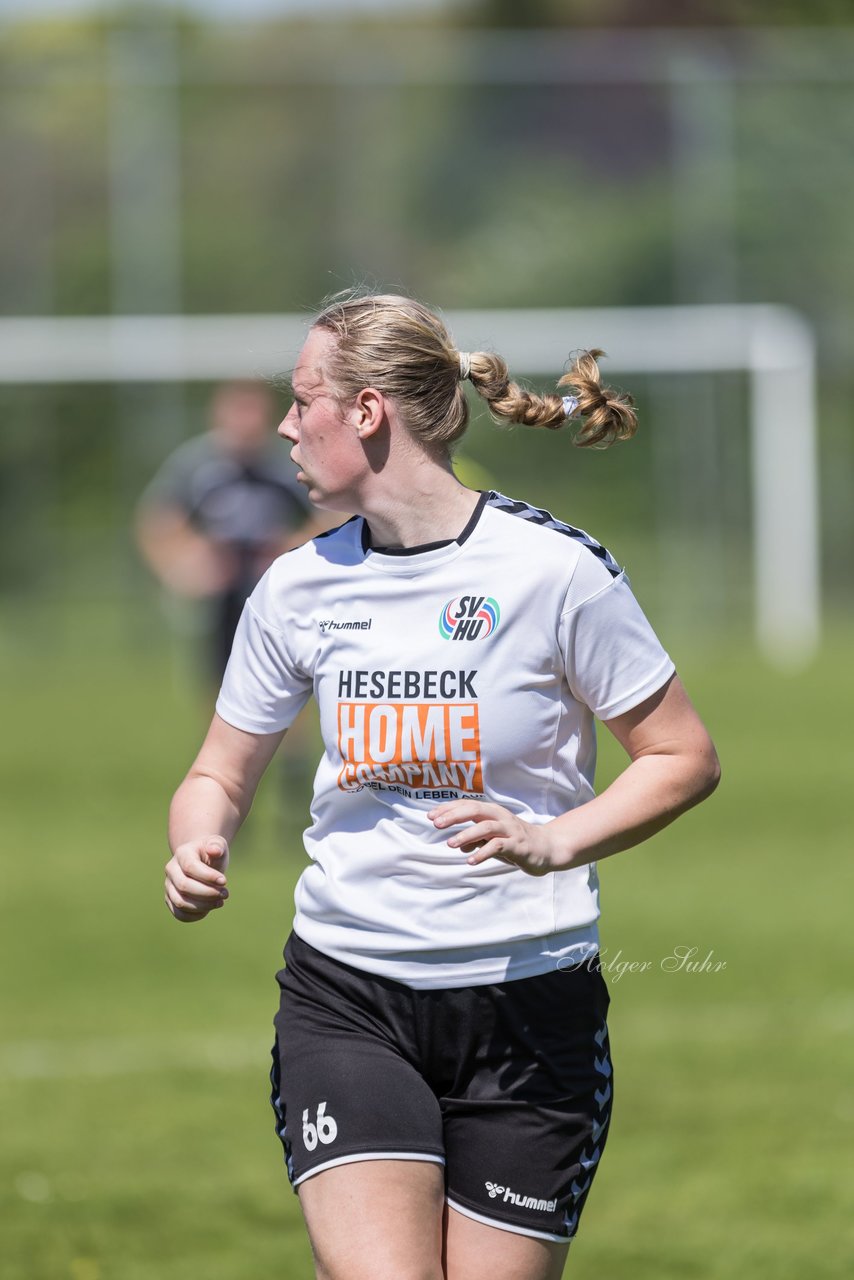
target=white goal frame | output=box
[0,304,818,667]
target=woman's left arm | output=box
[429,674,720,876]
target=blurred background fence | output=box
[2,13,854,665]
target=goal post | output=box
[0,304,819,668]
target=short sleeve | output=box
[215,598,313,734]
[559,570,675,720]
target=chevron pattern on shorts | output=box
[269,1036,295,1183]
[561,1016,613,1237]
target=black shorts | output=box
[269,933,613,1243]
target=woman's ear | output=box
[353,387,385,440]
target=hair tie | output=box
[561,394,580,419]
[458,351,472,382]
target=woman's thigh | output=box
[296,1161,568,1280]
[297,1158,446,1280]
[443,1203,568,1280]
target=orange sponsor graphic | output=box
[337,701,483,794]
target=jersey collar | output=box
[360,491,489,575]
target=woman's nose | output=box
[278,409,297,440]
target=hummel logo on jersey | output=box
[319,618,372,632]
[439,595,500,641]
[484,1182,557,1213]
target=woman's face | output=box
[278,328,365,511]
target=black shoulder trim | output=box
[456,489,489,546]
[486,491,621,578]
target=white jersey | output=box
[217,491,675,988]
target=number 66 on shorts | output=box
[302,1101,338,1151]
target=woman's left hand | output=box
[428,800,562,877]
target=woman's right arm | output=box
[164,713,286,923]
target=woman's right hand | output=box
[164,836,230,923]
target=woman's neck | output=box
[361,465,481,550]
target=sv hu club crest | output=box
[439,595,500,641]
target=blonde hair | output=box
[311,291,637,451]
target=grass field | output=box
[2,598,853,1279]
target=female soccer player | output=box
[164,292,720,1280]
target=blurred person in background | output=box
[135,378,321,685]
[163,293,720,1280]
[137,379,324,801]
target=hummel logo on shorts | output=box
[484,1181,557,1212]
